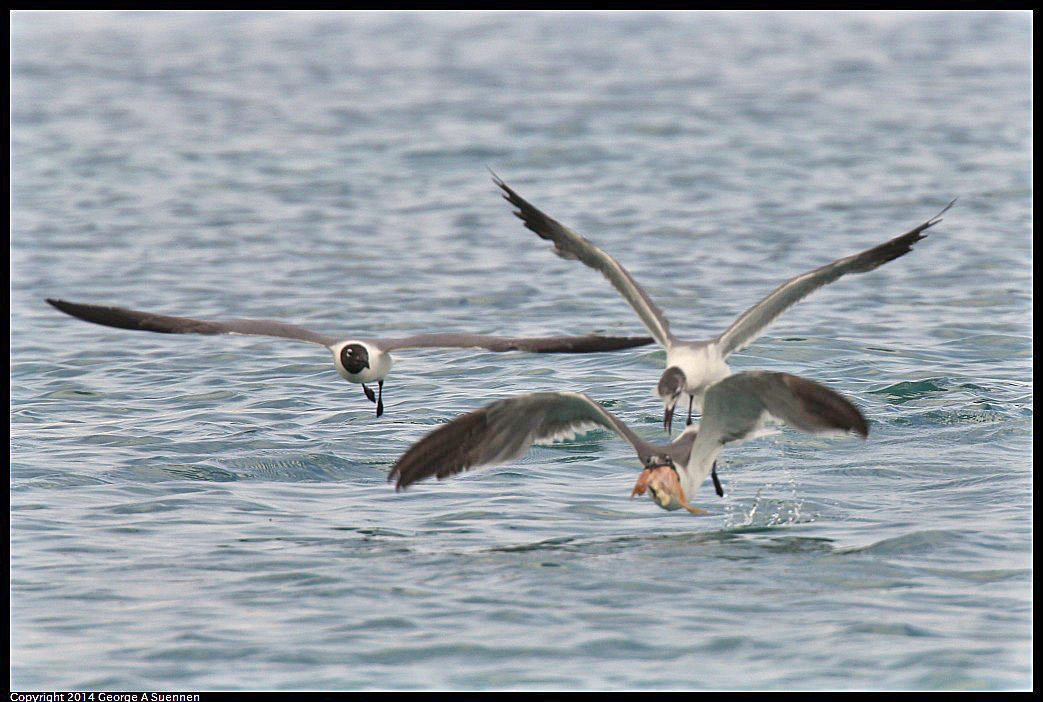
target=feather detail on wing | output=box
[531,419,613,446]
[378,333,653,353]
[698,371,869,448]
[714,199,955,358]
[493,174,675,348]
[388,391,649,490]
[768,373,870,438]
[682,371,868,492]
[46,298,340,347]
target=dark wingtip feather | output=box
[46,298,77,314]
[45,298,150,331]
[844,199,956,274]
[492,175,572,251]
[388,406,493,491]
[44,298,227,335]
[929,198,958,226]
[780,374,870,439]
[490,170,514,205]
[907,197,958,239]
[515,335,654,353]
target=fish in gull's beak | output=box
[631,464,708,515]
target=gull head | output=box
[631,455,708,515]
[657,366,687,433]
[340,343,371,375]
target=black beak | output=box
[663,404,674,434]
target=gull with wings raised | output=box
[494,175,952,437]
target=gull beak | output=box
[663,404,675,434]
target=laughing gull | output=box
[494,175,953,437]
[45,298,653,417]
[389,371,869,514]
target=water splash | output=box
[723,474,813,528]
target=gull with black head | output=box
[389,371,869,514]
[46,298,653,416]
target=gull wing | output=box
[686,371,869,486]
[494,174,676,348]
[46,298,340,347]
[700,371,869,443]
[684,369,863,496]
[377,333,653,353]
[715,200,955,358]
[388,391,656,490]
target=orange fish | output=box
[631,465,709,515]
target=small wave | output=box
[837,529,964,556]
[870,378,950,404]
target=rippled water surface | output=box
[10,11,1032,691]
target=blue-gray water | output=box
[10,11,1032,692]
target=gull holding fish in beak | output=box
[389,371,869,514]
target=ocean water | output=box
[10,10,1032,692]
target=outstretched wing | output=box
[714,200,955,358]
[378,333,653,353]
[388,391,652,490]
[705,371,868,442]
[46,298,340,347]
[686,371,869,487]
[494,174,676,349]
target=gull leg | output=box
[711,461,724,498]
[686,396,694,426]
[375,380,384,418]
[362,384,376,403]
